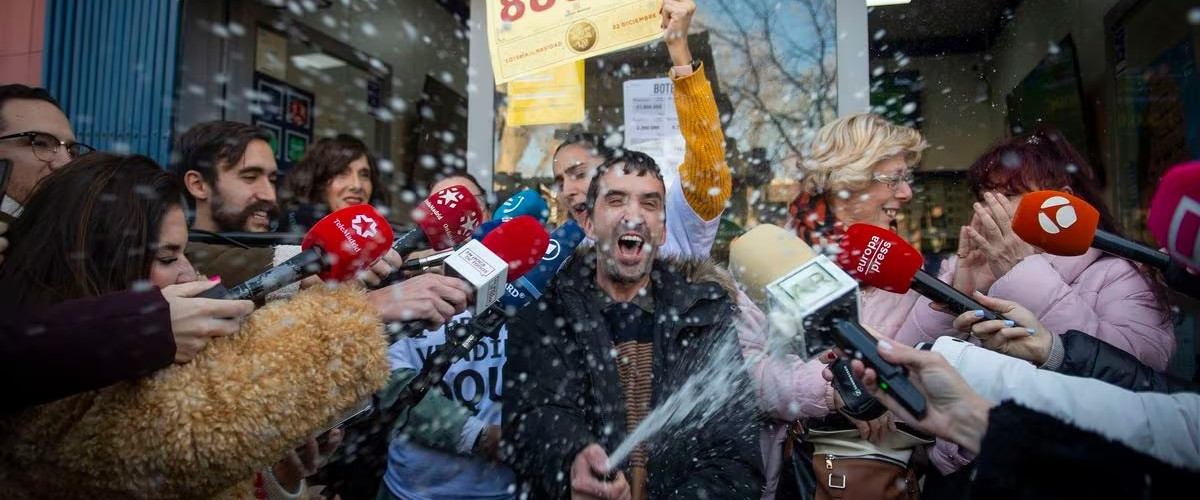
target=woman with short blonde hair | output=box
[754,113,931,499]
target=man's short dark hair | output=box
[554,131,616,162]
[0,85,62,132]
[170,120,271,207]
[585,149,665,215]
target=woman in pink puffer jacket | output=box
[894,128,1175,476]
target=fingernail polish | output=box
[826,351,837,360]
[209,276,220,282]
[1003,320,1015,327]
[1026,328,1037,336]
[878,340,893,351]
[973,310,985,318]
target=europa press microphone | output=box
[395,219,583,409]
[730,224,927,419]
[836,224,1011,321]
[1012,188,1200,299]
[200,204,394,300]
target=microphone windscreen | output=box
[480,215,550,280]
[1012,190,1100,256]
[728,224,816,305]
[1148,161,1200,270]
[499,220,587,308]
[302,204,395,281]
[413,185,484,250]
[835,224,923,294]
[495,189,550,224]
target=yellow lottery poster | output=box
[487,0,666,84]
[506,61,586,126]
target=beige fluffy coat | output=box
[0,285,390,499]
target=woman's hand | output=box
[969,192,1038,280]
[949,218,997,296]
[851,341,993,454]
[162,278,255,363]
[273,429,343,493]
[952,291,1054,365]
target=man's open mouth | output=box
[616,233,646,260]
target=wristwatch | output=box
[669,59,701,79]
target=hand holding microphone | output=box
[951,292,1053,365]
[730,224,927,418]
[201,204,395,300]
[848,340,993,455]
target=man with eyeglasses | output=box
[0,84,94,223]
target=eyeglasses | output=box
[0,131,96,162]
[872,171,915,191]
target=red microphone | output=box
[1013,190,1174,270]
[1148,161,1200,272]
[443,215,550,314]
[397,185,485,255]
[1011,190,1101,256]
[209,205,394,300]
[836,224,1008,320]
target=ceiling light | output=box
[868,0,912,6]
[291,53,346,70]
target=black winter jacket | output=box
[1055,330,1197,393]
[968,401,1199,500]
[502,249,763,499]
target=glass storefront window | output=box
[490,0,838,232]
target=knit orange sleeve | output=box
[673,63,732,221]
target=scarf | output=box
[787,191,846,252]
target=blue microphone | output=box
[495,189,550,224]
[470,219,504,241]
[500,220,586,309]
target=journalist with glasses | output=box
[0,84,94,223]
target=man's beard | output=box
[211,192,279,232]
[599,255,654,284]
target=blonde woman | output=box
[750,113,929,498]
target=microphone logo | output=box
[1168,196,1200,269]
[1037,195,1079,234]
[437,189,464,208]
[501,197,523,216]
[543,238,561,261]
[351,214,379,238]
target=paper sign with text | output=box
[487,0,665,84]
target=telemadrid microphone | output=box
[729,224,927,419]
[201,204,395,300]
[495,188,550,223]
[394,220,581,410]
[836,224,1008,321]
[394,184,484,256]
